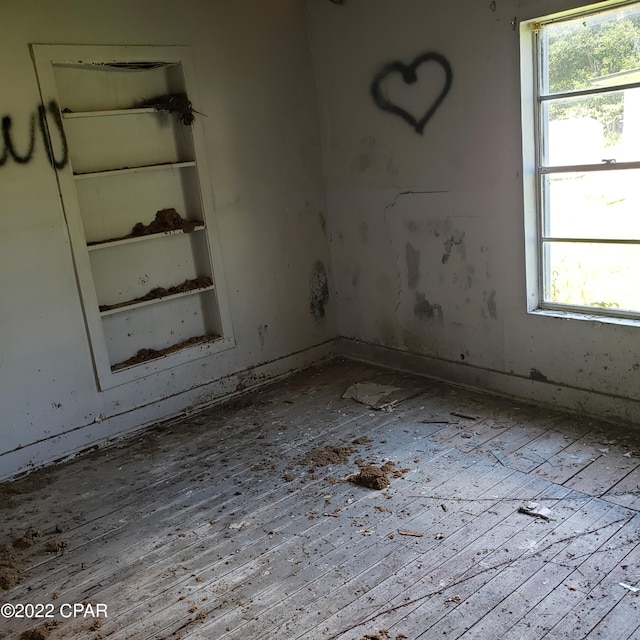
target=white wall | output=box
[306,0,640,424]
[0,0,335,478]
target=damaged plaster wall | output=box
[306,0,640,423]
[0,0,335,478]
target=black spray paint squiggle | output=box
[1,101,68,169]
[371,52,453,135]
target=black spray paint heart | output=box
[371,52,453,135]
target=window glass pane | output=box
[545,169,640,239]
[544,88,640,165]
[545,241,640,312]
[544,5,640,95]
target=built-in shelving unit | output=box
[32,45,234,389]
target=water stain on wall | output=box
[442,229,465,264]
[318,211,327,236]
[258,324,268,347]
[486,289,497,320]
[352,265,361,288]
[406,241,421,290]
[309,260,330,320]
[353,136,376,172]
[414,292,443,322]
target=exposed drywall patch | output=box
[309,260,330,320]
[371,52,453,135]
[530,368,549,382]
[406,241,421,290]
[414,292,443,322]
[442,229,465,264]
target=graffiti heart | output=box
[1,101,68,169]
[371,52,453,135]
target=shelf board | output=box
[62,107,158,119]
[100,284,215,317]
[73,161,196,180]
[87,224,205,251]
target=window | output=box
[522,1,640,319]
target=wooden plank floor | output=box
[2,358,640,640]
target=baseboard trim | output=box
[337,337,640,428]
[0,340,337,480]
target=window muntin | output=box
[534,2,640,317]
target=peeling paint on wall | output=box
[414,292,442,322]
[309,260,330,320]
[406,241,421,290]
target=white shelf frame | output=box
[74,161,196,180]
[99,283,215,317]
[87,224,205,251]
[32,44,235,390]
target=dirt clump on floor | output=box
[0,562,20,589]
[298,445,356,471]
[349,463,393,490]
[20,621,59,640]
[12,528,41,550]
[0,473,54,510]
[43,539,68,553]
[348,459,411,490]
[359,631,407,640]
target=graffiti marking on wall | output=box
[1,101,68,169]
[371,52,453,134]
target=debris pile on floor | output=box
[348,459,411,490]
[298,445,356,471]
[19,621,59,640]
[518,501,554,521]
[349,461,394,490]
[359,631,407,640]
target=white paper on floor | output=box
[342,381,416,411]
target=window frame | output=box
[521,0,640,323]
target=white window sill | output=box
[529,307,640,329]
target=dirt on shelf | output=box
[99,276,212,312]
[88,208,202,246]
[111,334,218,371]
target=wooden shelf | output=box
[100,284,215,317]
[87,224,205,251]
[74,161,196,180]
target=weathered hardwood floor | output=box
[2,359,640,640]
